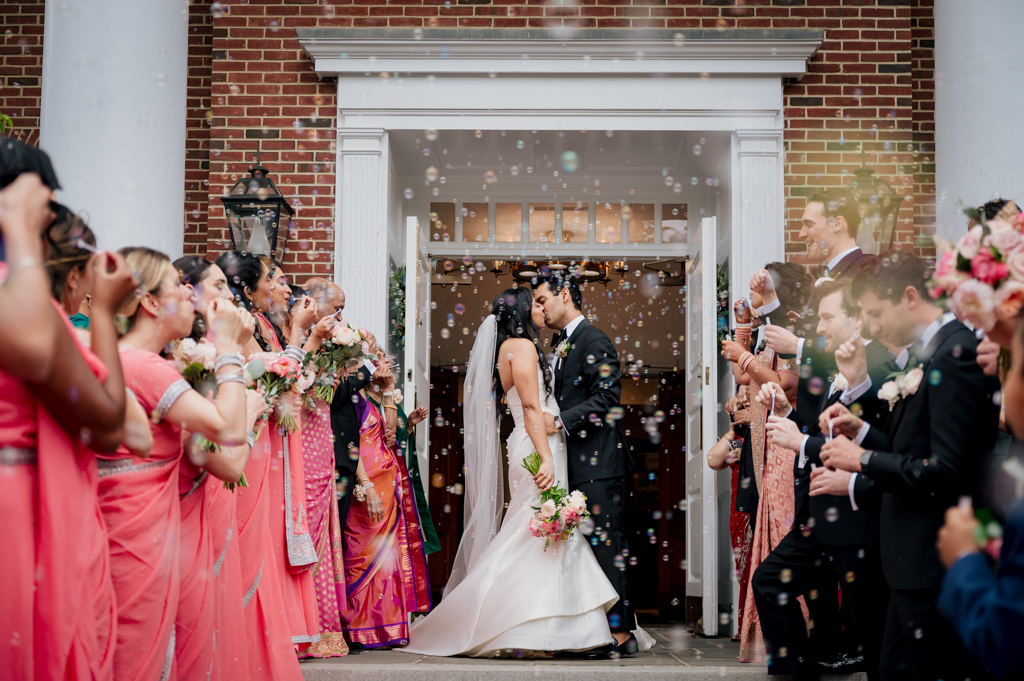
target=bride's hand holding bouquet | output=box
[521,452,589,550]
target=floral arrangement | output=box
[389,266,406,351]
[521,452,590,550]
[716,263,730,343]
[309,321,368,403]
[877,363,924,411]
[248,352,304,432]
[930,209,1024,331]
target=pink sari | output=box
[299,398,350,658]
[738,349,806,663]
[98,348,190,681]
[341,398,431,648]
[207,474,249,679]
[0,300,115,681]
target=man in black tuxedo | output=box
[533,274,635,658]
[817,252,1000,681]
[751,280,895,680]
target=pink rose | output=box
[1006,250,1024,282]
[950,279,997,331]
[994,280,1024,322]
[985,228,1024,257]
[970,250,1009,286]
[935,250,956,279]
[957,225,984,260]
[267,356,299,377]
[986,218,1015,234]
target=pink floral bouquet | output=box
[170,338,218,393]
[248,352,304,433]
[930,209,1024,332]
[310,321,368,403]
[521,452,590,550]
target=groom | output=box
[534,274,637,658]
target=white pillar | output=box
[733,129,786,298]
[334,127,391,338]
[39,1,189,257]
[934,0,1024,240]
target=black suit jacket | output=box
[329,365,372,473]
[856,320,1000,590]
[821,248,871,282]
[554,319,631,486]
[789,339,896,546]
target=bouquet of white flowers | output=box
[521,452,590,550]
[310,321,368,403]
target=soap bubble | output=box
[560,151,580,173]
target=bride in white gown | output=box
[401,288,650,658]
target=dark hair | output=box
[808,187,861,239]
[174,256,215,342]
[492,287,552,398]
[981,199,1021,221]
[44,204,95,305]
[851,251,931,304]
[536,271,583,313]
[764,261,812,316]
[215,251,283,350]
[810,279,857,319]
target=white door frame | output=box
[298,27,819,626]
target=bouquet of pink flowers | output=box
[170,338,218,394]
[521,452,590,550]
[310,321,368,403]
[930,209,1024,332]
[248,352,304,433]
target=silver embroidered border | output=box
[292,633,322,645]
[0,447,36,466]
[242,561,263,608]
[282,433,317,567]
[212,535,230,578]
[97,457,175,479]
[160,628,176,681]
[182,471,208,501]
[153,378,191,423]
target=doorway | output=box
[423,256,690,619]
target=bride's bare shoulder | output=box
[498,337,539,361]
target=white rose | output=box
[334,326,355,346]
[902,367,924,397]
[191,339,217,370]
[877,381,900,410]
[392,388,403,405]
[568,490,587,514]
[831,373,849,392]
[540,499,557,519]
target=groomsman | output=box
[817,252,1000,681]
[751,279,894,680]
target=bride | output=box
[400,287,637,658]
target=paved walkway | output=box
[300,627,866,680]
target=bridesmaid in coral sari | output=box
[101,247,249,681]
[342,348,432,648]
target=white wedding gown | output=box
[401,368,629,657]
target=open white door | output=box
[684,216,719,635]
[404,215,432,491]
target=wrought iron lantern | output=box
[219,151,294,260]
[847,148,904,255]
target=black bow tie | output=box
[551,330,566,349]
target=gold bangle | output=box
[382,405,398,411]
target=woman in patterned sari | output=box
[720,262,811,663]
[341,339,432,648]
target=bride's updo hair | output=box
[491,286,552,398]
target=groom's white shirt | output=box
[551,313,586,435]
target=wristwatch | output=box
[859,449,873,471]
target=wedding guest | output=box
[752,280,894,680]
[0,174,135,681]
[100,246,249,681]
[720,261,811,663]
[341,334,431,649]
[174,256,233,342]
[817,251,1000,681]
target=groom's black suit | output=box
[554,318,633,633]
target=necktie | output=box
[551,330,566,349]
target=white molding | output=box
[732,129,785,300]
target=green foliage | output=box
[390,266,406,351]
[0,113,12,136]
[716,262,730,343]
[521,451,568,507]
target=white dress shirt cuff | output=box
[841,377,872,405]
[797,435,809,469]
[848,472,859,511]
[756,298,781,317]
[852,422,870,446]
[796,337,805,366]
[556,414,569,435]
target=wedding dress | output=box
[400,363,621,657]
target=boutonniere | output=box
[877,364,924,411]
[829,372,849,396]
[555,339,572,358]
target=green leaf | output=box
[0,113,11,135]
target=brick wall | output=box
[1,0,937,276]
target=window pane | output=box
[561,202,587,244]
[595,202,622,244]
[430,202,456,242]
[495,203,522,242]
[662,203,688,243]
[462,203,489,243]
[628,203,655,243]
[529,203,556,242]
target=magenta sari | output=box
[98,348,190,681]
[299,398,350,658]
[0,299,115,681]
[341,397,431,648]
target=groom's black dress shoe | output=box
[582,634,638,660]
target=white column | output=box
[39,1,188,257]
[334,127,391,338]
[935,0,1024,240]
[732,130,785,299]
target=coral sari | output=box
[341,397,432,648]
[0,299,116,681]
[738,349,805,663]
[98,348,191,681]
